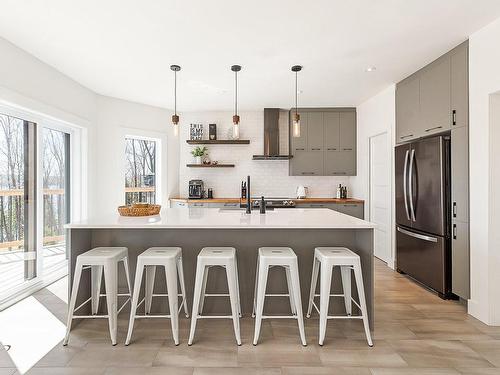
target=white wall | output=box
[469,16,500,325]
[352,85,396,266]
[178,111,350,198]
[95,96,179,216]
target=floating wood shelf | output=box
[186,164,235,168]
[186,140,250,145]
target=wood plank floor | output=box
[2,258,500,374]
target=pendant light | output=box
[291,65,302,138]
[231,65,242,139]
[170,64,181,136]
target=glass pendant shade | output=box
[292,113,301,138]
[173,123,179,137]
[232,114,240,139]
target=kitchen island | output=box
[66,208,375,324]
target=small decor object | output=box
[170,65,181,136]
[211,160,218,165]
[209,124,217,140]
[190,123,203,140]
[118,203,161,217]
[207,188,213,199]
[191,146,208,164]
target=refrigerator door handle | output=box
[403,149,410,220]
[408,148,416,221]
[397,226,438,243]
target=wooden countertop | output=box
[169,197,364,204]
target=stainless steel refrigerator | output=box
[395,135,451,298]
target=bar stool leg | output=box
[125,260,145,346]
[252,255,260,318]
[340,265,352,316]
[353,260,373,347]
[104,262,118,346]
[234,258,242,318]
[285,266,297,315]
[226,258,242,345]
[63,259,83,346]
[198,265,209,315]
[177,256,190,318]
[289,259,307,346]
[91,265,103,315]
[319,262,333,346]
[188,261,206,345]
[307,256,320,318]
[145,265,156,314]
[252,259,269,346]
[165,262,180,345]
[123,256,132,299]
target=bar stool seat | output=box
[188,247,241,346]
[306,247,373,347]
[125,247,189,346]
[63,247,132,346]
[252,247,307,346]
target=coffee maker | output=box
[188,179,204,199]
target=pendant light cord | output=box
[174,70,177,116]
[235,70,238,117]
[295,70,298,116]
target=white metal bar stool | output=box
[188,247,241,346]
[63,247,132,346]
[306,247,373,347]
[125,247,189,346]
[252,247,307,346]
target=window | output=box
[124,137,157,204]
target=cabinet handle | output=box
[301,172,315,175]
[342,148,353,151]
[425,126,443,132]
[295,148,305,151]
[453,223,457,240]
[327,148,337,151]
[311,148,322,151]
[452,110,457,126]
[453,202,457,218]
[332,172,347,175]
[400,134,414,139]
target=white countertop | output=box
[65,208,376,229]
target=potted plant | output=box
[191,146,208,164]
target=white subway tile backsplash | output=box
[179,111,350,198]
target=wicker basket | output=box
[118,203,161,217]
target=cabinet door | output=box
[289,151,324,176]
[189,202,208,207]
[340,111,356,151]
[209,202,240,209]
[451,42,468,129]
[171,201,187,208]
[396,75,420,143]
[452,219,470,299]
[325,150,356,176]
[295,203,336,209]
[324,112,340,151]
[290,111,308,152]
[307,112,324,151]
[336,203,364,219]
[420,55,451,135]
[451,126,469,222]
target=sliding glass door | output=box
[42,127,70,277]
[0,113,37,299]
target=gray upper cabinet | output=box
[340,111,356,151]
[291,112,308,152]
[396,74,420,142]
[324,112,340,151]
[420,55,451,135]
[307,112,324,151]
[451,41,469,129]
[396,41,468,144]
[451,126,469,223]
[290,108,356,176]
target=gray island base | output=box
[66,208,375,326]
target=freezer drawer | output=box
[396,226,449,296]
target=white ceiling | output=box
[1,0,500,111]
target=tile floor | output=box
[2,259,500,374]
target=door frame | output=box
[368,130,395,268]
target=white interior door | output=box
[370,132,391,264]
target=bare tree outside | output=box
[125,138,156,204]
